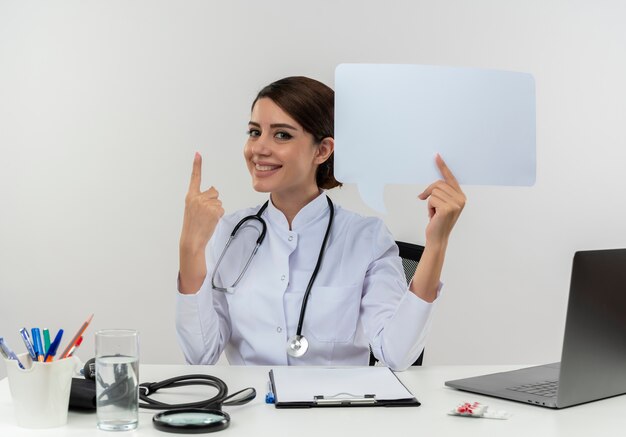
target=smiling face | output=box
[244,98,326,200]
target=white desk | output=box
[1,364,624,436]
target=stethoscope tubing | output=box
[211,203,268,293]
[211,195,334,356]
[139,374,256,410]
[294,196,334,337]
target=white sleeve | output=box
[360,221,441,371]
[175,223,232,364]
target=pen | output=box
[59,314,93,359]
[66,336,83,358]
[44,329,64,362]
[32,328,44,362]
[43,328,51,355]
[0,337,25,369]
[18,328,37,361]
[265,381,275,404]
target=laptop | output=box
[445,248,626,408]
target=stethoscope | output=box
[211,195,334,358]
[85,358,255,434]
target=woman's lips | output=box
[253,163,282,177]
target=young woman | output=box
[176,76,465,371]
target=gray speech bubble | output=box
[334,64,536,213]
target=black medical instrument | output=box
[140,374,256,434]
[211,195,335,358]
[138,374,255,411]
[287,196,334,357]
[93,366,255,434]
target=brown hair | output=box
[252,76,342,190]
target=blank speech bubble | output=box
[334,63,536,213]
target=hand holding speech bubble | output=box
[334,64,536,213]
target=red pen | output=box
[66,336,83,358]
[59,314,93,359]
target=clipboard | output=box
[269,367,420,408]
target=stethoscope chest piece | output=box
[152,408,230,434]
[287,335,309,358]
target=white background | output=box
[1,0,626,379]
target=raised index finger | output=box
[188,152,202,194]
[435,153,461,189]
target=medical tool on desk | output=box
[211,195,335,358]
[141,375,255,433]
[83,356,256,434]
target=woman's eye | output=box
[275,131,292,140]
[246,129,261,138]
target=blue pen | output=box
[265,381,275,404]
[44,329,64,362]
[32,328,44,362]
[31,329,39,358]
[0,337,25,369]
[19,328,37,361]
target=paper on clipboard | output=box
[269,367,418,407]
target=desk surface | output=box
[1,364,624,436]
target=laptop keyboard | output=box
[507,380,559,398]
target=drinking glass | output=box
[95,329,139,431]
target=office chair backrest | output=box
[369,241,425,366]
[396,241,425,285]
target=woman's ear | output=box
[314,137,335,164]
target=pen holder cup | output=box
[4,353,79,428]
